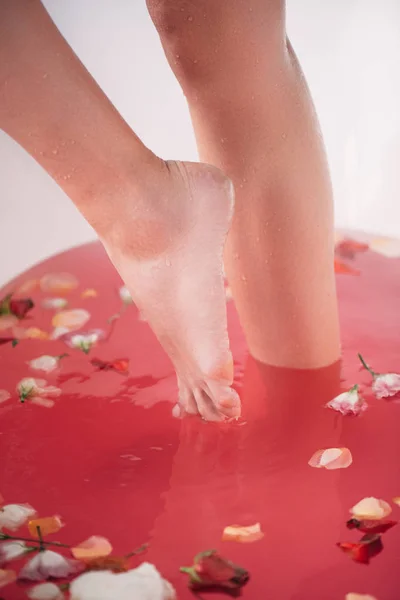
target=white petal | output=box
[28,356,59,373]
[119,286,133,304]
[41,298,68,311]
[350,497,392,520]
[0,504,36,531]
[28,582,64,600]
[70,563,175,600]
[0,541,27,563]
[19,550,82,581]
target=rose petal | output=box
[30,397,55,408]
[373,373,400,399]
[308,447,353,470]
[0,569,17,589]
[91,358,129,374]
[326,386,367,416]
[346,518,397,534]
[350,497,392,520]
[81,289,98,298]
[0,541,27,565]
[52,309,90,332]
[222,523,264,543]
[40,273,78,294]
[337,534,383,564]
[85,556,129,572]
[19,550,84,581]
[9,297,34,318]
[393,497,400,506]
[0,390,11,404]
[70,563,175,600]
[334,259,360,275]
[28,516,64,538]
[71,536,113,561]
[0,503,36,531]
[335,239,369,260]
[41,298,68,311]
[27,582,65,600]
[0,314,18,332]
[28,356,59,373]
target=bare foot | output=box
[101,160,240,421]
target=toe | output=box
[205,381,241,419]
[193,387,224,422]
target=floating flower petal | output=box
[334,259,360,275]
[71,536,112,561]
[9,297,34,319]
[0,390,11,404]
[326,385,367,416]
[346,518,397,534]
[52,309,90,333]
[0,540,28,565]
[85,556,129,572]
[41,298,68,311]
[91,358,129,375]
[393,497,400,507]
[70,563,176,600]
[119,286,133,305]
[350,497,392,521]
[222,523,264,543]
[28,355,67,374]
[337,534,383,564]
[181,550,249,591]
[81,289,98,298]
[373,373,400,400]
[19,550,83,581]
[61,329,105,354]
[335,239,369,260]
[0,569,16,589]
[16,279,39,295]
[308,447,353,470]
[0,314,18,332]
[28,516,64,538]
[0,503,36,531]
[40,273,78,294]
[17,378,61,405]
[28,582,65,600]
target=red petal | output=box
[334,259,360,275]
[346,518,397,534]
[9,298,34,319]
[335,239,369,260]
[337,534,383,564]
[0,337,17,346]
[91,358,129,374]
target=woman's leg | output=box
[147,0,341,368]
[0,0,240,420]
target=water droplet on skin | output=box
[176,54,180,59]
[187,15,193,21]
[251,95,255,101]
[52,149,58,155]
[180,6,185,10]
[249,6,253,11]
[70,140,75,144]
[193,59,198,64]
[241,275,247,282]
[83,133,88,138]
[43,73,48,79]
[256,237,260,242]
[165,259,172,267]
[281,132,287,140]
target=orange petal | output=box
[25,328,49,340]
[85,556,128,572]
[346,595,378,600]
[334,259,360,275]
[40,273,78,294]
[71,536,113,561]
[350,497,392,521]
[28,516,64,537]
[0,569,17,589]
[308,447,353,470]
[15,279,40,295]
[393,497,400,507]
[222,523,264,543]
[0,314,18,332]
[52,309,90,332]
[81,289,98,298]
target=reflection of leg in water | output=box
[147,0,340,369]
[147,360,344,599]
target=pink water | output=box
[0,240,399,599]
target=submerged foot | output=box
[101,159,240,421]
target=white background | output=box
[1,0,400,284]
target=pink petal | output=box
[346,595,378,600]
[0,390,11,404]
[350,497,392,520]
[222,523,264,543]
[0,315,18,332]
[0,569,17,589]
[40,273,78,294]
[71,536,113,561]
[373,374,400,399]
[52,309,90,333]
[308,447,353,470]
